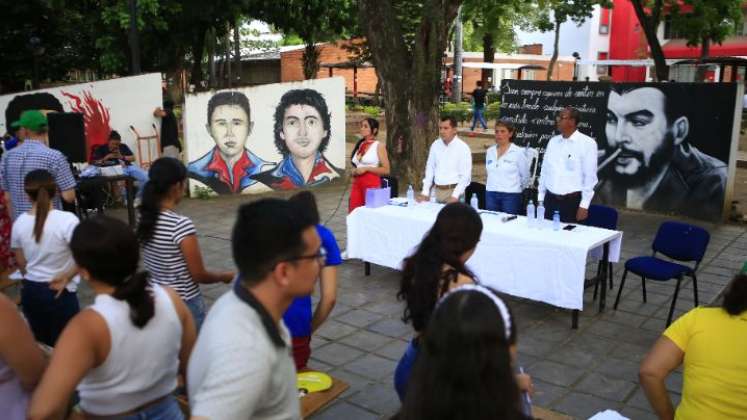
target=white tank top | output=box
[78,285,182,415]
[352,140,381,168]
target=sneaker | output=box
[341,250,348,260]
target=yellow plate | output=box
[297,371,333,393]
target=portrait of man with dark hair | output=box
[252,89,341,190]
[4,92,64,135]
[595,85,727,220]
[187,91,274,194]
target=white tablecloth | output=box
[347,203,623,310]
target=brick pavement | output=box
[91,179,747,420]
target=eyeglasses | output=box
[286,247,327,265]
[556,116,573,121]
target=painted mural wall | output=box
[184,77,345,195]
[0,73,163,163]
[499,80,741,222]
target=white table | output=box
[347,203,623,328]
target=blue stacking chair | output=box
[583,205,619,299]
[613,221,709,327]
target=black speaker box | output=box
[48,112,87,162]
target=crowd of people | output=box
[0,104,745,420]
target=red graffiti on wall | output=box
[60,90,112,152]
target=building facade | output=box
[518,0,747,82]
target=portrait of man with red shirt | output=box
[187,91,274,194]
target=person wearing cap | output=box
[0,110,76,221]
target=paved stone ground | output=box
[92,179,747,420]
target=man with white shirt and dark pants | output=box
[417,116,472,204]
[538,107,598,223]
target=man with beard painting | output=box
[595,86,727,220]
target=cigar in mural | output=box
[597,147,622,173]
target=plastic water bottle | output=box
[536,201,545,228]
[470,194,479,210]
[552,210,561,231]
[526,200,535,227]
[430,193,436,203]
[406,185,415,207]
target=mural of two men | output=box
[187,89,341,194]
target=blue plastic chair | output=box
[583,204,619,298]
[613,221,709,327]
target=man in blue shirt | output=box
[91,130,149,200]
[284,191,341,370]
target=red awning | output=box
[662,36,747,59]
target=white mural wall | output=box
[184,77,346,195]
[0,73,162,164]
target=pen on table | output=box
[597,147,622,173]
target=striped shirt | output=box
[142,210,200,300]
[0,140,77,220]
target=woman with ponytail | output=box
[138,157,234,330]
[395,285,531,420]
[28,216,196,420]
[393,203,482,400]
[10,169,80,346]
[393,203,534,402]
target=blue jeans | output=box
[471,106,487,130]
[485,191,522,214]
[118,395,184,420]
[123,165,149,199]
[21,280,80,347]
[184,295,206,332]
[394,339,419,401]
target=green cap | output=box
[11,110,48,131]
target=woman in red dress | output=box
[348,118,390,212]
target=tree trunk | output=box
[695,36,711,82]
[303,41,320,80]
[481,31,495,87]
[630,0,668,81]
[547,19,561,81]
[189,22,208,89]
[359,0,460,188]
[373,67,382,106]
[234,19,242,86]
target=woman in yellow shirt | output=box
[639,274,747,420]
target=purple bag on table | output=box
[365,178,391,208]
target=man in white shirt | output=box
[188,198,323,420]
[537,107,598,223]
[417,116,472,203]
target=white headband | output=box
[437,284,512,339]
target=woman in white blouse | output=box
[485,120,529,214]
